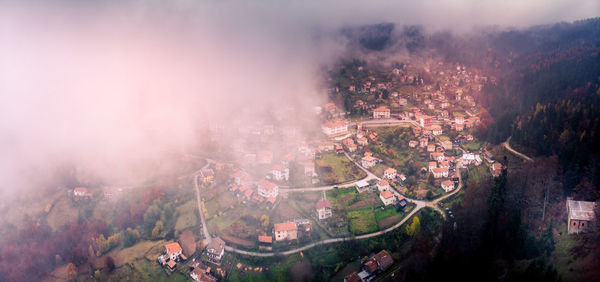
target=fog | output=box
[0,0,598,196]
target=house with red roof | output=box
[316,199,332,220]
[372,106,391,119]
[257,179,279,198]
[379,190,396,206]
[274,222,298,241]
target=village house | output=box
[377,180,390,192]
[431,125,443,136]
[373,250,394,270]
[409,140,418,148]
[361,155,377,168]
[427,144,436,152]
[322,119,349,138]
[257,179,279,198]
[490,163,503,177]
[344,272,363,282]
[190,268,217,282]
[432,167,449,178]
[462,153,481,166]
[383,167,397,180]
[419,138,429,148]
[304,162,316,177]
[270,164,289,181]
[319,141,335,151]
[258,234,273,250]
[73,187,92,198]
[430,152,445,162]
[199,168,215,184]
[164,242,183,261]
[355,180,371,193]
[398,98,407,106]
[357,137,368,146]
[372,106,391,119]
[441,180,455,192]
[379,190,396,206]
[274,221,298,241]
[455,123,465,131]
[428,161,437,172]
[566,199,596,234]
[316,199,333,220]
[205,237,226,263]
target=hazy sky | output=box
[0,0,598,194]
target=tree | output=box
[152,221,164,239]
[406,216,421,237]
[537,221,555,255]
[426,191,434,200]
[122,228,140,247]
[104,256,116,273]
[260,215,269,230]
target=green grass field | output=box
[462,141,481,151]
[347,209,378,234]
[175,199,198,233]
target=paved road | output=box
[356,118,422,129]
[194,160,213,245]
[221,160,463,257]
[503,137,534,162]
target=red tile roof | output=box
[165,242,182,255]
[274,221,297,232]
[258,235,273,244]
[317,199,332,210]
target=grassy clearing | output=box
[462,141,481,151]
[347,209,378,235]
[463,164,491,186]
[175,200,198,233]
[317,153,366,184]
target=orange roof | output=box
[373,106,390,112]
[442,180,454,186]
[167,260,176,268]
[429,162,437,167]
[384,167,396,174]
[433,167,448,173]
[258,179,277,191]
[258,235,273,243]
[378,180,389,186]
[380,190,394,199]
[74,187,88,193]
[362,156,376,162]
[274,221,297,232]
[165,242,182,254]
[317,199,332,210]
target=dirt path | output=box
[503,136,534,162]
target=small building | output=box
[427,144,436,152]
[205,237,226,263]
[199,168,215,184]
[373,250,394,270]
[383,167,397,180]
[355,180,370,193]
[316,199,333,220]
[376,180,390,192]
[270,165,290,181]
[165,242,183,261]
[361,156,377,168]
[274,222,298,241]
[73,187,92,198]
[409,140,418,148]
[441,180,455,192]
[257,179,279,198]
[322,119,349,138]
[344,272,363,282]
[373,106,391,119]
[567,199,596,234]
[441,140,453,150]
[379,190,396,206]
[490,163,503,177]
[190,268,217,282]
[432,167,449,178]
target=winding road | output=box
[193,151,464,257]
[502,136,534,162]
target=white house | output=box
[165,242,183,261]
[432,167,449,178]
[377,180,390,192]
[361,156,377,168]
[322,120,349,138]
[274,222,298,241]
[373,106,391,119]
[383,167,397,180]
[257,179,279,198]
[205,237,226,263]
[270,165,289,181]
[379,190,396,206]
[441,180,455,192]
[316,199,333,220]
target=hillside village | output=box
[24,58,595,282]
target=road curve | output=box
[503,137,534,162]
[223,162,463,257]
[194,161,213,245]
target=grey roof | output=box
[356,180,369,188]
[206,237,226,253]
[567,200,596,221]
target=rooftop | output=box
[567,199,596,221]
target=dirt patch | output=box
[348,197,379,210]
[377,215,400,229]
[338,194,355,206]
[217,192,235,210]
[221,234,255,247]
[273,201,302,221]
[178,230,196,256]
[290,260,313,282]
